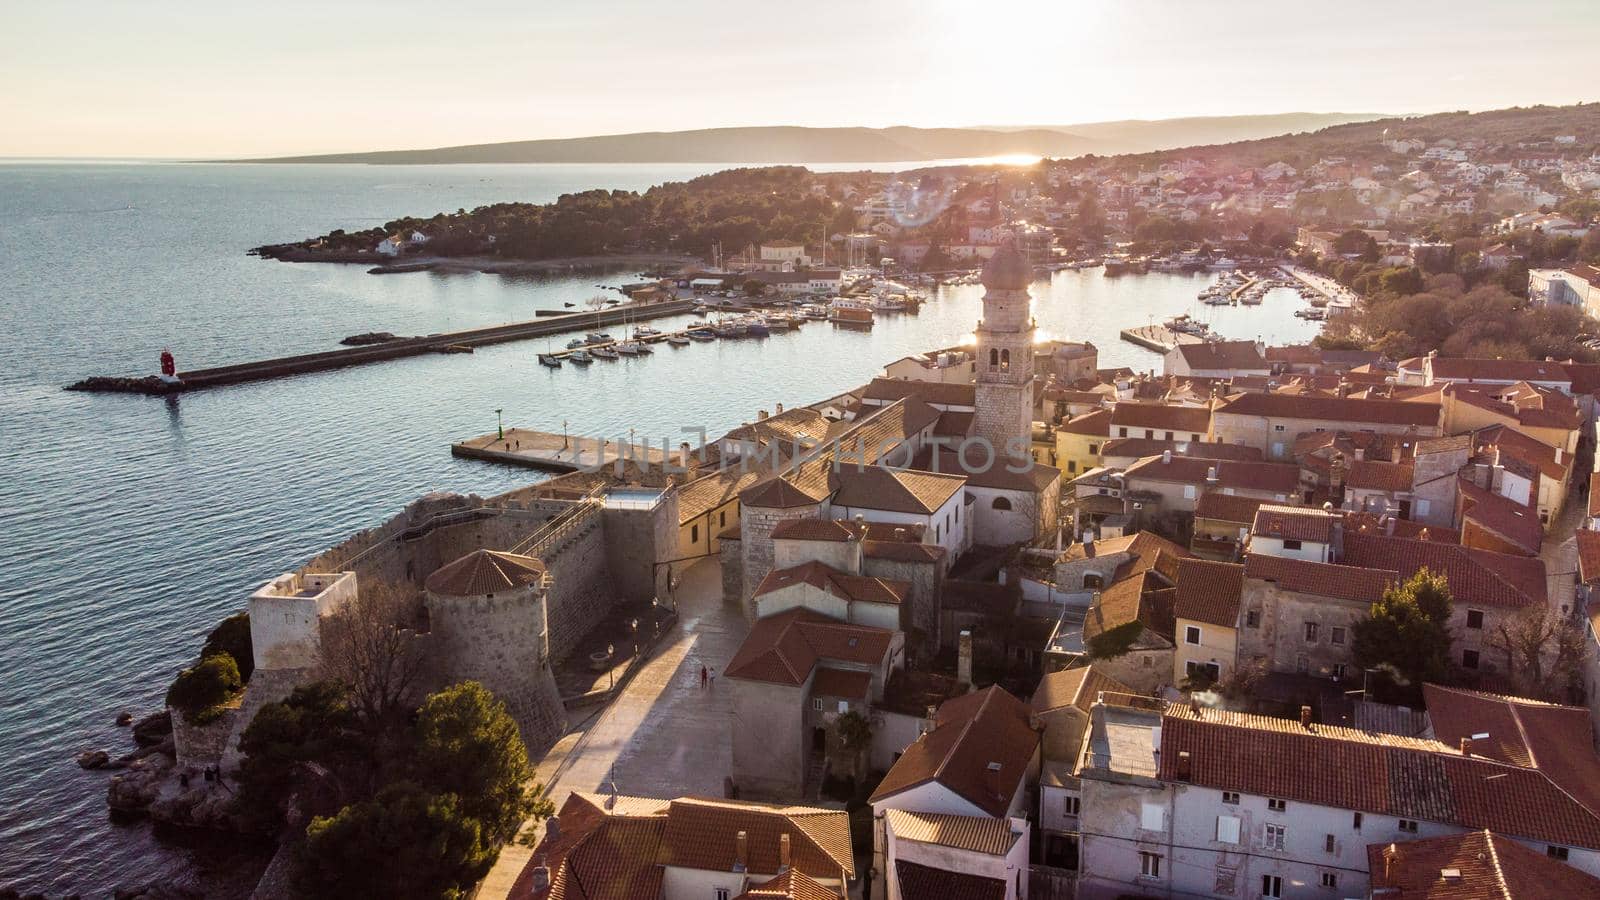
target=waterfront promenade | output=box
[478,558,749,898]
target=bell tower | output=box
[973,238,1035,456]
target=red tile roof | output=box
[1473,423,1572,482]
[425,549,546,597]
[724,608,894,686]
[1173,340,1268,371]
[862,377,975,408]
[1098,437,1263,463]
[1160,704,1600,850]
[1423,684,1600,816]
[1340,533,1545,609]
[1058,408,1111,436]
[658,796,854,881]
[1194,492,1268,525]
[831,466,965,515]
[893,861,1004,900]
[1174,558,1245,628]
[1216,391,1442,427]
[810,667,872,700]
[1251,504,1339,542]
[1243,553,1396,603]
[1123,455,1301,493]
[1030,666,1139,715]
[1367,830,1600,900]
[1578,530,1600,585]
[753,560,909,606]
[1347,459,1416,493]
[1109,402,1213,435]
[736,869,838,900]
[514,792,667,900]
[1427,356,1575,384]
[871,686,1039,818]
[1457,479,1542,556]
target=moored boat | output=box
[666,333,691,345]
[591,346,620,359]
[537,353,561,368]
[687,328,716,341]
[615,340,644,355]
[568,350,594,365]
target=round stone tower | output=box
[423,549,566,752]
[974,237,1036,455]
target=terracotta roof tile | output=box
[883,809,1021,856]
[753,560,910,606]
[1243,553,1396,602]
[1427,356,1575,384]
[1174,340,1268,371]
[1031,666,1138,715]
[515,792,667,900]
[1251,504,1340,542]
[425,549,546,597]
[810,667,872,700]
[1423,684,1600,815]
[658,796,854,880]
[1347,459,1416,493]
[1174,558,1244,628]
[735,869,837,900]
[871,686,1039,818]
[1578,530,1600,585]
[1194,492,1268,525]
[1368,829,1600,900]
[1124,454,1301,494]
[1159,705,1600,850]
[1108,402,1213,435]
[831,466,965,515]
[893,861,1004,900]
[1457,479,1542,556]
[1099,437,1263,463]
[1340,533,1545,609]
[724,608,894,686]
[1216,391,1442,427]
[861,377,975,408]
[1058,407,1112,436]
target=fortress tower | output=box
[973,238,1036,455]
[423,549,567,753]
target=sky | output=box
[3,0,1598,158]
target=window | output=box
[1246,610,1261,628]
[1304,622,1319,642]
[992,496,1012,511]
[1185,625,1202,645]
[1067,461,1077,473]
[1222,791,1240,805]
[1164,431,1174,440]
[935,525,940,542]
[1184,484,1197,500]
[1119,427,1129,437]
[1084,573,1104,590]
[719,510,726,527]
[1263,823,1286,851]
[1145,429,1155,439]
[1333,663,1348,680]
[989,348,999,369]
[716,889,731,900]
[1321,873,1338,889]
[1466,608,1484,629]
[1416,498,1431,516]
[1273,424,1286,432]
[837,700,849,713]
[1088,443,1099,454]
[811,698,822,711]
[1217,815,1241,844]
[1549,845,1570,861]
[1353,812,1363,830]
[1330,626,1346,646]
[1062,794,1080,816]
[1139,852,1162,878]
[1000,348,1010,371]
[1262,875,1283,898]
[690,524,699,543]
[1324,833,1336,853]
[1463,649,1480,669]
[1267,798,1287,813]
[1398,819,1418,833]
[1141,803,1164,831]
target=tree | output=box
[1485,607,1590,703]
[165,653,243,724]
[202,612,255,682]
[1352,568,1454,704]
[235,682,367,827]
[413,682,549,843]
[320,583,427,742]
[834,710,872,753]
[300,781,495,900]
[743,278,767,298]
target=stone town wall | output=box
[424,584,567,754]
[535,506,614,663]
[602,490,679,601]
[220,666,317,773]
[720,535,744,603]
[172,706,239,772]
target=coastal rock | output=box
[116,711,134,726]
[131,711,172,747]
[106,754,173,811]
[339,331,401,346]
[64,375,179,395]
[77,750,110,769]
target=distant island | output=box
[223,113,1382,165]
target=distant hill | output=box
[227,113,1385,165]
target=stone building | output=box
[973,239,1036,456]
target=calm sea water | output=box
[0,160,1320,896]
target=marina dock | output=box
[451,428,669,472]
[1119,324,1207,353]
[69,299,695,395]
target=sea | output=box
[0,159,1322,897]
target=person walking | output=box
[700,664,708,689]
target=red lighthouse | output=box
[159,349,176,377]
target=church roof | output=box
[980,238,1031,291]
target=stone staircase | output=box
[802,751,828,802]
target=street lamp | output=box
[496,408,504,441]
[607,643,616,691]
[563,418,569,450]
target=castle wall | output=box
[172,706,239,772]
[425,584,567,754]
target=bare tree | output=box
[1485,607,1590,703]
[319,582,429,735]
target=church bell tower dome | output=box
[981,237,1032,292]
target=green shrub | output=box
[202,612,254,682]
[165,653,242,723]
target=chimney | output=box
[1384,515,1396,537]
[1557,446,1564,464]
[1206,465,1219,485]
[922,705,938,735]
[757,409,769,421]
[779,833,792,871]
[1299,705,1313,728]
[1460,736,1472,756]
[984,760,1003,799]
[733,830,748,873]
[1162,449,1172,465]
[775,402,784,415]
[1354,447,1366,462]
[678,441,693,470]
[530,864,551,893]
[545,816,561,843]
[958,630,974,686]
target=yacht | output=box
[537,353,561,368]
[566,338,590,349]
[568,350,594,365]
[666,333,691,345]
[585,332,614,344]
[687,328,716,341]
[591,346,620,359]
